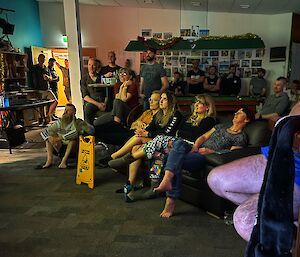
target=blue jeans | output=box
[164,139,206,198]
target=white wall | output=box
[39,3,293,93]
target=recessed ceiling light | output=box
[191,1,201,7]
[240,4,250,8]
[144,0,153,4]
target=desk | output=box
[176,95,259,113]
[0,99,54,153]
[0,99,54,112]
[88,83,114,96]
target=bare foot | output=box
[160,197,176,218]
[43,161,52,168]
[153,170,174,192]
[58,162,67,169]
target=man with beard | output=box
[140,48,169,110]
[39,104,95,169]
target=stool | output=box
[76,135,95,189]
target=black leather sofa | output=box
[179,119,272,218]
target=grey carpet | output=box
[0,129,246,257]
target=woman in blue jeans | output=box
[154,108,253,218]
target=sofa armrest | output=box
[205,147,262,167]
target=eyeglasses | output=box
[119,72,127,76]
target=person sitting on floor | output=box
[108,94,217,202]
[39,104,94,169]
[153,107,253,218]
[207,100,300,243]
[93,68,139,126]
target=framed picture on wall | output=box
[209,50,219,57]
[153,32,163,40]
[180,29,191,37]
[241,60,250,68]
[230,60,240,66]
[255,49,264,58]
[245,50,252,58]
[179,57,186,65]
[251,59,262,67]
[202,50,209,57]
[244,68,252,77]
[141,29,152,37]
[221,50,229,57]
[212,57,219,66]
[270,47,286,62]
[252,68,258,75]
[163,32,172,40]
[238,50,245,59]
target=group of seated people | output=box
[37,60,300,251]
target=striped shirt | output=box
[41,118,95,144]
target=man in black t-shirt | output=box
[220,65,241,95]
[29,54,57,124]
[100,51,122,79]
[187,59,205,95]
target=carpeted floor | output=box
[0,129,247,257]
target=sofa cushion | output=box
[244,120,271,147]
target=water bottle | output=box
[4,96,9,107]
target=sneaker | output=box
[115,183,143,194]
[124,181,134,203]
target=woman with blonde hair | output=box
[108,94,217,201]
[107,91,182,163]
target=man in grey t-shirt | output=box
[140,48,169,110]
[255,76,290,120]
[249,68,267,97]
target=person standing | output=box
[140,48,169,110]
[100,51,122,79]
[47,58,59,120]
[56,59,71,102]
[249,68,267,97]
[203,65,221,94]
[187,59,205,95]
[220,65,241,95]
[29,53,57,124]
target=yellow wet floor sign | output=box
[76,135,95,189]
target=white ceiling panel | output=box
[136,0,163,9]
[94,0,120,6]
[115,0,140,8]
[36,0,300,14]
